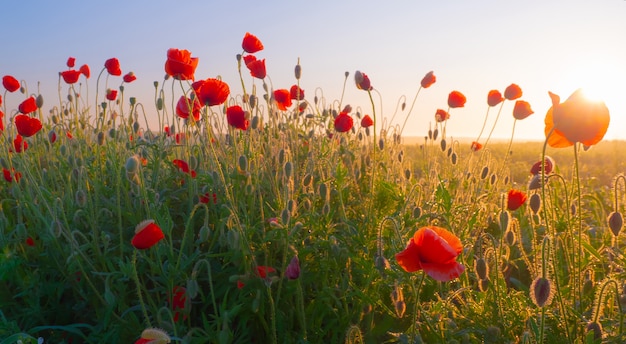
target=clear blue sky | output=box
[2,0,624,141]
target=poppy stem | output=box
[132,250,152,328]
[482,101,505,150]
[572,143,583,314]
[399,87,422,136]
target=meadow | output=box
[1,33,625,343]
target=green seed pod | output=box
[283,161,293,179]
[238,155,248,173]
[129,97,136,106]
[156,97,163,110]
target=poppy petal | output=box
[395,238,423,272]
[421,261,465,282]
[413,227,460,264]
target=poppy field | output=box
[1,32,626,343]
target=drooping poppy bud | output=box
[131,220,165,249]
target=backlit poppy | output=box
[26,237,35,247]
[226,105,249,130]
[175,96,202,121]
[173,159,197,178]
[530,156,555,175]
[3,168,13,182]
[131,219,165,249]
[106,89,118,101]
[273,89,292,110]
[13,134,28,153]
[544,89,610,148]
[471,141,482,152]
[165,48,198,81]
[14,114,42,137]
[334,111,353,132]
[3,75,20,92]
[80,64,91,78]
[504,83,522,100]
[355,70,372,91]
[421,71,436,88]
[104,58,122,76]
[395,226,464,282]
[507,189,527,211]
[170,286,187,322]
[513,100,533,120]
[246,59,266,79]
[487,90,503,107]
[123,72,137,83]
[290,85,304,100]
[192,78,230,106]
[18,96,38,114]
[361,114,374,128]
[435,109,449,122]
[134,329,170,344]
[243,54,257,67]
[67,57,76,68]
[0,110,3,132]
[447,91,466,108]
[60,70,82,84]
[242,32,264,54]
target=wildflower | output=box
[123,72,137,83]
[361,114,374,128]
[273,89,292,110]
[435,109,449,122]
[487,90,504,107]
[131,220,165,250]
[18,96,38,114]
[355,70,372,91]
[256,266,276,278]
[66,56,76,67]
[2,75,20,92]
[80,64,91,78]
[470,141,482,152]
[290,85,305,101]
[242,32,264,53]
[530,156,555,175]
[175,96,202,121]
[14,114,42,137]
[447,91,466,108]
[285,256,300,280]
[134,328,171,344]
[395,226,465,282]
[544,89,610,148]
[226,105,249,130]
[104,57,122,76]
[530,276,554,307]
[170,286,187,322]
[199,192,218,204]
[507,189,527,211]
[334,111,353,132]
[106,89,118,101]
[242,54,256,67]
[512,100,533,120]
[246,58,266,79]
[173,159,197,178]
[25,237,35,247]
[164,48,198,81]
[236,279,245,289]
[60,70,82,84]
[420,71,436,88]
[504,83,522,100]
[13,135,28,153]
[192,78,230,107]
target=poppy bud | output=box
[433,128,439,140]
[529,193,541,214]
[478,278,490,292]
[125,155,140,174]
[608,211,623,236]
[480,166,489,180]
[97,131,105,146]
[131,220,165,250]
[139,328,171,343]
[281,208,291,225]
[404,169,411,180]
[302,173,312,187]
[378,138,384,150]
[133,121,140,134]
[129,97,136,105]
[238,155,248,173]
[474,257,489,280]
[395,300,406,318]
[283,161,293,179]
[75,189,87,208]
[412,206,422,218]
[440,139,446,151]
[585,321,603,341]
[530,276,554,307]
[251,115,260,129]
[505,229,515,246]
[294,63,302,80]
[156,97,163,110]
[153,81,159,88]
[499,210,510,233]
[36,94,44,108]
[451,152,458,165]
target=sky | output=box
[1,0,625,142]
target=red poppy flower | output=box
[470,141,482,152]
[25,237,35,247]
[361,114,374,128]
[80,64,91,78]
[131,219,165,249]
[192,78,230,106]
[165,48,199,81]
[243,54,257,67]
[290,85,305,101]
[447,91,466,108]
[334,111,353,132]
[3,167,22,182]
[226,105,249,130]
[256,266,276,278]
[67,57,76,68]
[106,89,118,101]
[175,96,202,121]
[173,159,197,178]
[285,256,300,280]
[395,226,464,282]
[123,72,136,83]
[355,70,373,91]
[3,75,20,92]
[242,32,264,54]
[170,286,187,322]
[14,114,42,137]
[18,96,38,114]
[487,90,503,107]
[273,89,292,110]
[199,192,218,204]
[507,189,527,211]
[544,89,610,148]
[530,156,555,175]
[435,109,449,122]
[60,70,82,84]
[0,94,2,107]
[246,58,266,79]
[421,71,436,88]
[13,134,28,153]
[0,111,3,133]
[513,100,533,120]
[104,58,122,76]
[504,83,522,100]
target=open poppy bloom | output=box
[123,72,137,83]
[513,100,533,120]
[14,114,42,137]
[226,105,249,130]
[170,286,187,322]
[256,266,276,278]
[165,48,198,81]
[273,89,292,110]
[242,32,264,54]
[530,156,555,175]
[334,111,353,132]
[2,75,20,92]
[435,109,449,122]
[106,89,118,101]
[470,141,483,152]
[3,167,22,183]
[104,57,122,76]
[134,328,170,344]
[175,96,202,121]
[173,159,197,178]
[487,90,503,107]
[507,189,527,210]
[18,96,38,114]
[131,220,165,249]
[289,85,305,100]
[355,70,373,91]
[246,58,266,79]
[192,78,230,106]
[361,114,374,128]
[544,89,610,148]
[80,64,91,78]
[13,134,28,152]
[447,91,466,108]
[60,70,82,84]
[421,71,436,88]
[504,84,522,100]
[395,226,464,282]
[66,56,76,68]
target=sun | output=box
[559,55,623,105]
